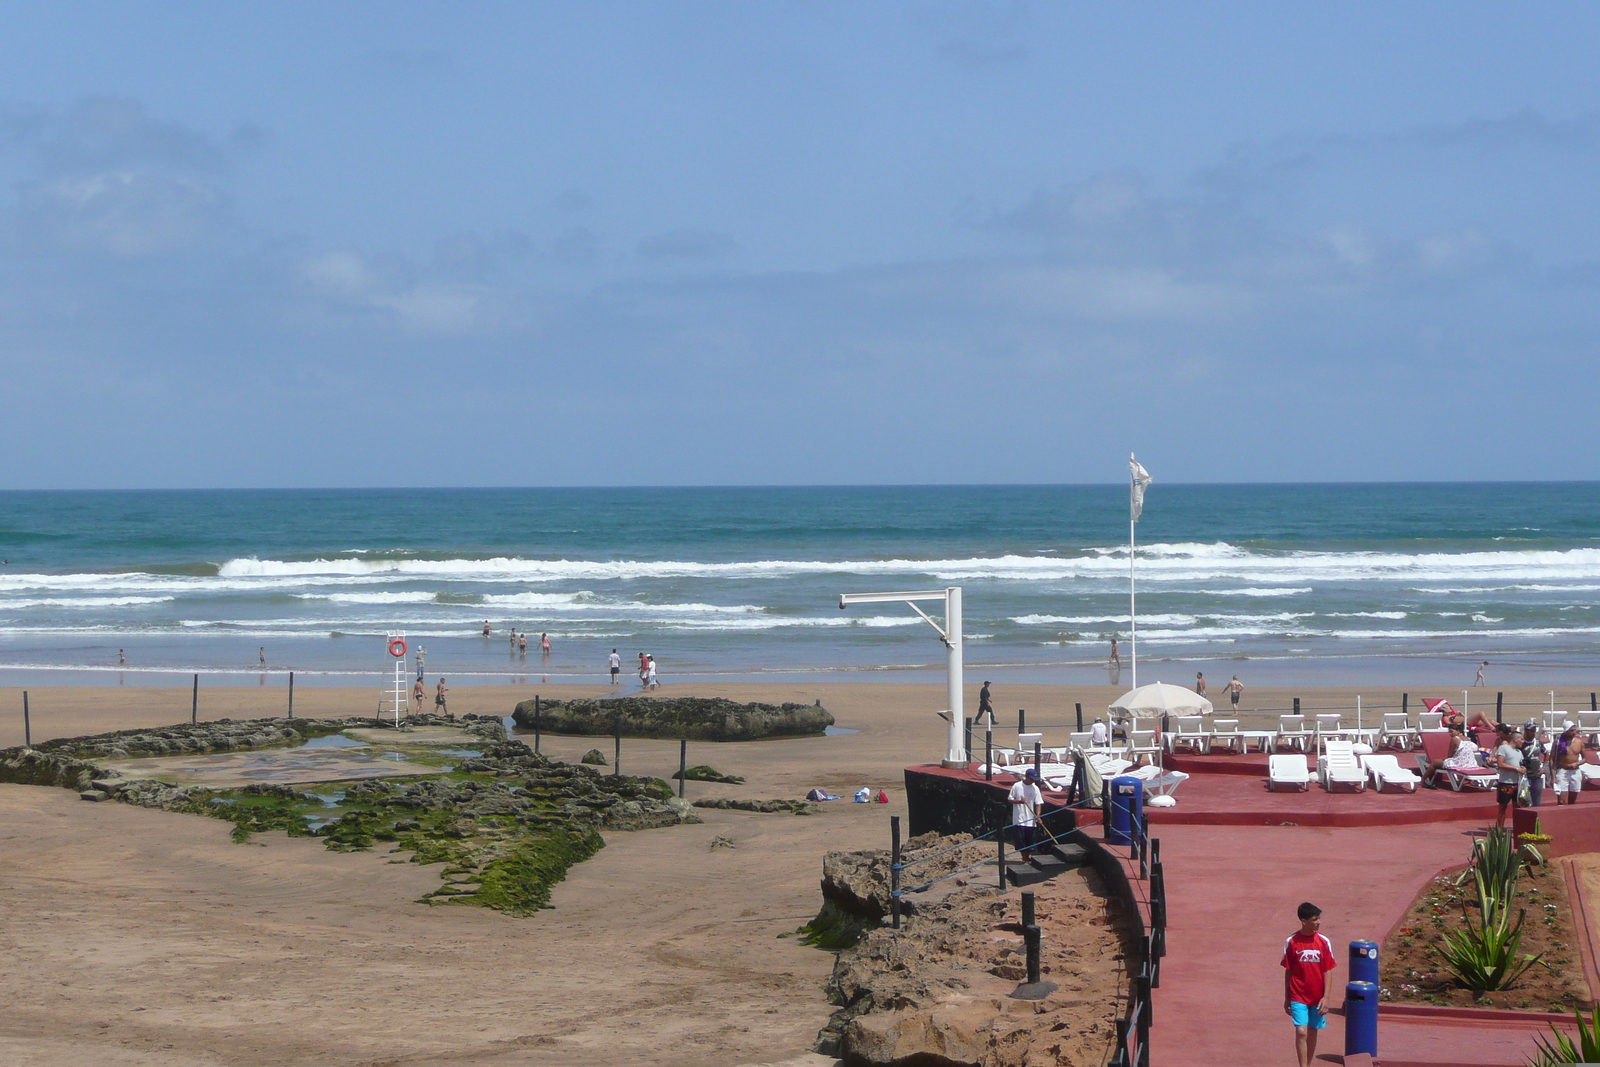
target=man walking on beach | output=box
[435,678,449,719]
[978,681,994,723]
[412,678,425,712]
[1008,767,1045,863]
[1222,675,1243,710]
[1283,902,1336,1067]
[1195,672,1206,695]
[1475,661,1488,686]
[609,649,621,685]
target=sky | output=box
[2,1,1599,488]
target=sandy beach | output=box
[0,679,1595,1065]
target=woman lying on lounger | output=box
[1438,703,1497,736]
[1418,724,1483,785]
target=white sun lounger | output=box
[1277,715,1311,753]
[1269,755,1310,792]
[1167,715,1209,754]
[1379,713,1419,752]
[1209,718,1244,755]
[1319,740,1367,792]
[1361,753,1420,793]
[1416,712,1443,732]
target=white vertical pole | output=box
[944,586,966,766]
[1129,506,1138,691]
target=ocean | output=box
[1,484,1597,687]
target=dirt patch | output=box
[816,834,1128,1066]
[1380,858,1588,1013]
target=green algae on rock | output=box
[512,696,833,741]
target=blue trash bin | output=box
[1349,940,1379,988]
[1107,775,1144,846]
[1344,980,1378,1057]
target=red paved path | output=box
[1148,821,1571,1066]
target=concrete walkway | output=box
[1145,821,1573,1067]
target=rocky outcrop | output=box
[511,696,834,741]
[691,798,816,814]
[812,835,1126,1067]
[0,712,505,769]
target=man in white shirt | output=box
[1008,767,1045,861]
[1091,718,1109,747]
[608,649,621,685]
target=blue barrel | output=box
[1349,939,1380,987]
[1107,775,1144,846]
[1344,981,1378,1057]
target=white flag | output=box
[1130,455,1152,522]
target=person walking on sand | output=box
[1109,637,1120,667]
[1222,675,1243,710]
[608,648,621,685]
[1474,660,1488,686]
[435,678,450,719]
[638,652,649,686]
[412,678,425,711]
[978,681,994,723]
[646,654,659,690]
[1489,723,1523,829]
[1283,902,1337,1067]
[1195,672,1206,695]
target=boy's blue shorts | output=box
[1289,1002,1326,1029]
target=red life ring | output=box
[388,638,407,658]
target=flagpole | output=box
[1130,455,1138,690]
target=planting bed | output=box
[1381,856,1588,1013]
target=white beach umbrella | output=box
[1109,681,1214,719]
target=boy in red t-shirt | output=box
[1282,902,1337,1067]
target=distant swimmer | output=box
[483,620,491,638]
[259,646,266,667]
[1474,661,1487,687]
[509,629,517,650]
[519,632,528,655]
[541,632,551,655]
[118,648,125,666]
[608,648,621,685]
[1109,637,1121,667]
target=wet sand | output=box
[0,680,1593,1066]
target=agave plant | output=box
[1437,903,1541,992]
[1528,1006,1600,1065]
[1473,827,1522,926]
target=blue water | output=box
[1,484,1598,686]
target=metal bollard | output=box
[22,690,30,748]
[985,727,993,781]
[678,738,687,798]
[997,833,1008,890]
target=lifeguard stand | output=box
[385,632,408,726]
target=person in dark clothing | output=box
[978,681,994,723]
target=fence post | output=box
[1292,696,1300,717]
[997,833,1008,890]
[533,694,541,755]
[1592,692,1598,712]
[1495,690,1503,724]
[1034,740,1042,776]
[1018,708,1026,738]
[22,690,30,748]
[1102,778,1110,840]
[985,727,993,781]
[965,716,973,766]
[1076,702,1084,733]
[1138,818,1148,882]
[287,671,295,719]
[1022,890,1041,984]
[678,738,687,798]
[1402,692,1408,719]
[191,673,198,725]
[613,712,621,776]
[890,815,902,930]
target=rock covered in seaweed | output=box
[511,696,834,741]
